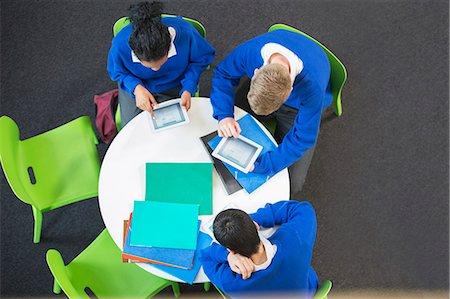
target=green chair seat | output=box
[268,24,347,116]
[0,116,100,243]
[46,229,180,298]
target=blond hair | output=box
[247,64,292,115]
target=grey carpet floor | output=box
[1,0,448,297]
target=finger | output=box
[231,265,241,274]
[218,128,223,137]
[186,98,191,110]
[234,122,241,135]
[148,94,158,107]
[149,108,156,119]
[223,126,233,137]
[227,123,238,138]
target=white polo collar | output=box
[260,42,303,84]
[131,26,177,63]
[253,236,277,272]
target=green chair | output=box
[112,14,207,130]
[313,280,333,299]
[46,229,180,298]
[268,24,347,116]
[0,116,100,243]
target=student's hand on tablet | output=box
[227,252,255,279]
[181,90,191,111]
[218,117,241,138]
[249,164,255,172]
[134,84,158,119]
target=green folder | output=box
[146,162,213,215]
[130,201,199,250]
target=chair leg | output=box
[53,278,62,294]
[171,282,180,297]
[203,281,211,292]
[32,206,42,243]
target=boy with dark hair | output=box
[200,200,319,298]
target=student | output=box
[107,1,215,127]
[201,200,319,298]
[210,29,332,193]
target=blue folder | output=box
[151,230,212,284]
[208,114,277,193]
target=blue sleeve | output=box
[107,43,143,97]
[253,77,323,176]
[200,243,249,292]
[180,27,215,95]
[210,44,260,121]
[250,201,317,247]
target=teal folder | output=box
[145,162,213,215]
[130,201,199,250]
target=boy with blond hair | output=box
[210,29,332,194]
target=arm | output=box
[180,27,215,96]
[210,44,257,121]
[107,45,143,97]
[200,243,250,292]
[253,77,324,176]
[250,200,317,247]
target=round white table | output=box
[98,97,290,283]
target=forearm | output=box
[250,200,315,227]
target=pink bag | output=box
[94,89,119,144]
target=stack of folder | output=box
[121,162,214,284]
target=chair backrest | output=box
[113,14,206,38]
[0,116,100,210]
[268,24,347,116]
[0,116,34,204]
[312,280,333,299]
[46,249,90,298]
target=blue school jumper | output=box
[107,16,215,97]
[201,201,319,298]
[210,30,332,175]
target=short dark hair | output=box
[127,1,171,62]
[213,209,260,258]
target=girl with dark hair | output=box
[107,1,215,127]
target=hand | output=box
[227,252,255,280]
[249,164,255,172]
[218,117,241,138]
[134,84,158,118]
[181,90,191,111]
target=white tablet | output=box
[150,99,189,132]
[212,135,263,173]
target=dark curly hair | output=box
[127,1,171,62]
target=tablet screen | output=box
[152,102,185,130]
[216,137,258,169]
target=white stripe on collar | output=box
[260,42,303,84]
[253,235,277,272]
[131,26,177,63]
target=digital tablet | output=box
[212,135,263,173]
[150,99,189,132]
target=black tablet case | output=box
[199,131,243,195]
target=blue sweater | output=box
[107,16,215,97]
[201,201,319,298]
[210,30,332,176]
